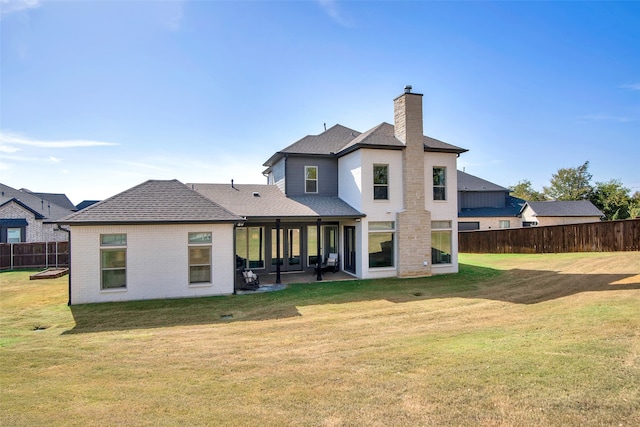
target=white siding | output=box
[338,150,363,212]
[425,152,460,274]
[70,223,235,304]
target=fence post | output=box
[55,241,59,267]
[45,241,49,268]
[10,243,14,270]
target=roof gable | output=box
[0,198,45,219]
[263,124,360,167]
[1,183,74,220]
[59,180,242,224]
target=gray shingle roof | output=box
[459,196,525,218]
[523,200,604,217]
[457,170,509,192]
[263,124,361,167]
[22,190,77,211]
[58,180,242,224]
[191,183,364,219]
[264,122,467,167]
[1,182,75,221]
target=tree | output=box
[590,179,631,220]
[543,161,593,201]
[510,180,545,201]
[630,191,640,219]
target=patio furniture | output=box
[325,253,339,273]
[241,269,260,290]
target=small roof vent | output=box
[252,192,260,197]
[404,85,412,93]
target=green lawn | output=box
[1,252,639,426]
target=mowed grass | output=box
[1,252,639,426]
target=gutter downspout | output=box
[57,225,71,306]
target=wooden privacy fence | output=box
[459,219,640,254]
[0,242,70,271]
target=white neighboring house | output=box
[520,200,604,226]
[60,86,468,304]
[58,180,242,305]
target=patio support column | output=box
[316,218,322,281]
[276,219,281,284]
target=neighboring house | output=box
[520,200,604,226]
[457,170,525,231]
[0,183,75,243]
[75,200,101,210]
[59,86,468,304]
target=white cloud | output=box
[0,131,118,148]
[0,0,40,16]
[49,156,61,163]
[316,0,354,28]
[620,83,640,91]
[0,144,20,153]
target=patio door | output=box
[344,226,356,273]
[271,226,302,272]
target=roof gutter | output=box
[56,225,72,306]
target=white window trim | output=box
[373,164,389,201]
[433,166,447,202]
[188,232,213,286]
[368,221,396,270]
[305,165,318,194]
[431,220,453,266]
[100,234,127,291]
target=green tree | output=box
[510,180,545,201]
[630,191,640,219]
[543,161,593,200]
[590,179,631,220]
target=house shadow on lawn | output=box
[65,263,640,334]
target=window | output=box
[100,234,126,289]
[189,232,212,284]
[307,225,338,266]
[305,166,318,193]
[236,227,265,269]
[373,164,389,200]
[431,221,452,265]
[433,167,446,201]
[368,221,395,268]
[7,228,21,243]
[499,220,511,229]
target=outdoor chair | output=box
[241,269,260,290]
[325,253,339,273]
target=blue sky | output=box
[1,0,639,204]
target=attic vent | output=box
[252,192,260,197]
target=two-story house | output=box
[60,86,467,304]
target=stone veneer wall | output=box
[394,90,432,278]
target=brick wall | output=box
[70,223,235,304]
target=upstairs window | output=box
[305,166,318,193]
[433,167,447,201]
[373,164,389,200]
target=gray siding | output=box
[459,191,507,209]
[272,158,286,194]
[285,156,338,197]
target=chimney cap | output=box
[404,85,412,93]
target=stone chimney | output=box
[394,85,432,278]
